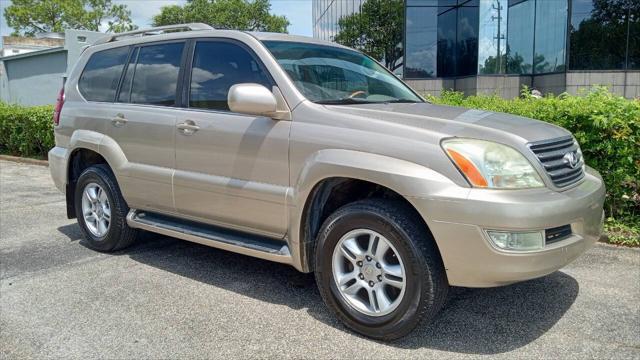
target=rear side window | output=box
[125,42,185,106]
[117,48,139,103]
[78,47,129,102]
[189,41,273,111]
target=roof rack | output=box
[93,23,214,45]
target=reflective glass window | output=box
[478,0,507,74]
[437,6,458,77]
[629,6,640,69]
[456,0,479,76]
[405,6,438,78]
[117,47,138,103]
[569,0,627,70]
[534,0,567,73]
[407,0,439,5]
[506,0,534,74]
[263,41,422,104]
[78,46,129,102]
[189,41,273,111]
[129,42,184,106]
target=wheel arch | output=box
[290,149,452,272]
[64,131,128,219]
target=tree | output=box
[4,0,137,36]
[152,0,289,33]
[333,0,404,71]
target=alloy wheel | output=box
[331,229,407,317]
[81,182,111,238]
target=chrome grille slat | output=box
[548,164,583,179]
[528,136,585,188]
[554,171,585,187]
[533,144,579,161]
[529,137,574,152]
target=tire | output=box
[74,164,138,252]
[314,199,448,340]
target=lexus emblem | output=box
[563,151,579,169]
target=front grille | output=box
[545,225,572,245]
[528,136,585,188]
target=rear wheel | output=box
[74,164,138,252]
[314,199,448,340]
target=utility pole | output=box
[492,0,505,73]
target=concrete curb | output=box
[0,155,49,166]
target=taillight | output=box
[53,88,64,126]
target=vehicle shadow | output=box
[63,227,579,354]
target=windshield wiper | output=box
[384,99,423,103]
[314,98,375,105]
[315,98,423,105]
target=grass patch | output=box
[602,218,640,247]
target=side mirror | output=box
[228,83,279,118]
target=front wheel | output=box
[314,199,448,340]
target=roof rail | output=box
[93,23,214,45]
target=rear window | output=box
[78,47,129,102]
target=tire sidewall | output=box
[315,205,429,337]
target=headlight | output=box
[442,138,544,189]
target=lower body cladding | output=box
[410,166,606,287]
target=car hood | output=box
[325,102,571,143]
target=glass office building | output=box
[313,0,640,98]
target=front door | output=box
[173,39,290,238]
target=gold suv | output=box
[49,24,605,340]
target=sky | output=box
[0,0,312,39]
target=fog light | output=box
[486,230,544,251]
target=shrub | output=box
[426,87,640,222]
[0,103,54,158]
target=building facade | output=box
[0,30,104,105]
[312,0,640,98]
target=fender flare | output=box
[67,130,129,179]
[288,149,456,272]
[65,131,130,215]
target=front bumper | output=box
[410,166,606,287]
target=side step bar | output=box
[127,210,293,265]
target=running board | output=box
[126,210,292,265]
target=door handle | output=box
[111,113,127,127]
[177,120,200,135]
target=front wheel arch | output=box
[299,177,444,274]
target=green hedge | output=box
[0,103,54,158]
[426,87,640,224]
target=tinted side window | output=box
[117,47,139,103]
[189,41,273,111]
[129,42,185,106]
[78,47,129,102]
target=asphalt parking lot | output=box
[1,159,639,359]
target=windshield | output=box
[262,41,423,105]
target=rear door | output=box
[172,39,291,237]
[104,41,186,213]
